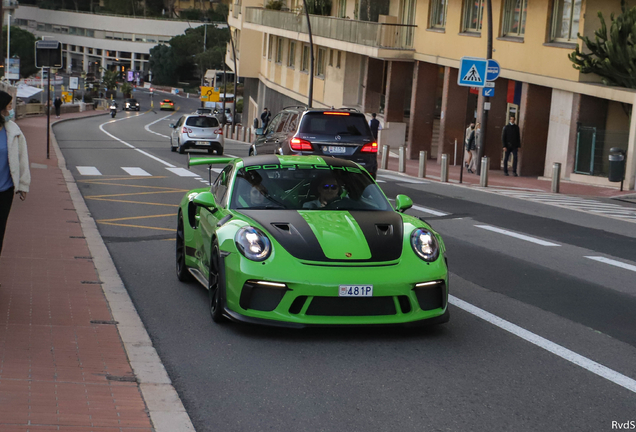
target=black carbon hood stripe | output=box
[238,210,403,262]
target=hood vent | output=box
[376,224,394,236]
[272,222,293,234]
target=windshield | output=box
[299,113,372,137]
[230,164,390,211]
[126,99,137,103]
[186,116,219,127]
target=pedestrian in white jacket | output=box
[0,90,30,256]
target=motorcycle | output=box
[110,104,117,118]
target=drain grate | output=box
[90,320,119,325]
[81,281,102,285]
[74,256,93,260]
[66,220,79,223]
[69,236,85,239]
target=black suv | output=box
[249,107,378,176]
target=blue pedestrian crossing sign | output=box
[458,57,488,88]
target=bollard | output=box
[236,125,242,141]
[552,162,561,193]
[399,147,406,173]
[247,127,252,143]
[242,125,247,142]
[440,154,449,182]
[381,145,389,170]
[418,151,427,178]
[480,157,489,187]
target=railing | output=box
[244,7,416,50]
[2,0,18,7]
[232,2,241,19]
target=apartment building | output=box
[227,0,636,191]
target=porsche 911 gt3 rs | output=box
[176,154,449,328]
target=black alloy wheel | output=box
[176,213,193,282]
[209,240,227,323]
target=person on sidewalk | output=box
[502,116,521,176]
[260,108,271,129]
[369,113,382,140]
[467,123,480,173]
[54,97,63,119]
[0,91,30,256]
[464,122,475,169]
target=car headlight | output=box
[235,226,271,261]
[410,228,439,262]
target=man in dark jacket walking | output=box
[54,97,63,118]
[501,116,521,176]
[260,108,271,129]
[369,113,381,140]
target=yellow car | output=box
[160,99,175,110]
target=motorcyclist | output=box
[110,100,118,118]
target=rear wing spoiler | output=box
[187,155,237,184]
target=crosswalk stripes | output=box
[489,189,636,221]
[121,167,152,176]
[75,166,223,184]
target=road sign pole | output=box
[46,66,51,159]
[476,0,493,176]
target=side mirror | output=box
[395,194,413,213]
[169,123,175,128]
[193,191,218,213]
[255,128,264,136]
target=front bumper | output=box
[221,251,448,327]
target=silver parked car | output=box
[170,114,224,154]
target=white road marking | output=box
[379,173,428,184]
[122,167,152,176]
[99,117,176,168]
[77,166,102,176]
[166,167,199,177]
[475,225,561,246]
[584,256,636,273]
[144,113,173,138]
[376,179,386,183]
[449,295,636,394]
[412,204,449,217]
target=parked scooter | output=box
[110,102,118,118]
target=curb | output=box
[50,114,196,432]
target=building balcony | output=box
[3,0,18,8]
[243,7,415,59]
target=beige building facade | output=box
[228,0,636,190]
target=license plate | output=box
[339,285,373,297]
[328,146,346,154]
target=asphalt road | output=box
[54,91,636,431]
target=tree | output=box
[149,44,179,85]
[102,70,119,91]
[569,1,636,89]
[2,26,38,78]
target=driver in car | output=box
[303,175,342,209]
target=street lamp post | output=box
[476,0,493,175]
[302,0,314,108]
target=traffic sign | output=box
[486,59,501,81]
[458,57,488,88]
[482,87,495,97]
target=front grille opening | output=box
[414,282,445,311]
[289,296,307,314]
[398,296,411,314]
[306,297,396,316]
[240,282,286,312]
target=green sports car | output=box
[176,154,449,328]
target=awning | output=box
[16,83,43,99]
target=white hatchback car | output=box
[170,115,224,154]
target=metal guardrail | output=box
[245,7,416,50]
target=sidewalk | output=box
[383,151,634,199]
[0,111,193,431]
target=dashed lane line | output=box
[450,295,636,394]
[475,224,561,246]
[122,167,152,176]
[77,166,102,175]
[412,204,449,217]
[584,256,636,273]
